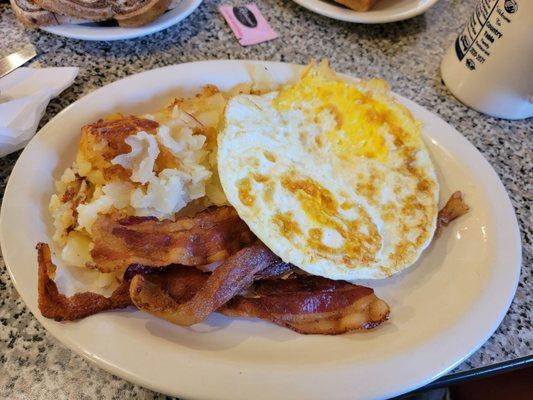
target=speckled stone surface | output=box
[0,0,531,398]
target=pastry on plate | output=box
[10,0,181,27]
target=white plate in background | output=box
[41,0,203,41]
[292,0,439,23]
[0,60,521,400]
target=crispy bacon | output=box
[37,243,133,321]
[91,206,255,272]
[37,242,290,322]
[37,241,204,322]
[36,191,468,332]
[37,242,388,333]
[221,276,390,334]
[129,243,284,326]
[128,247,389,334]
[131,260,293,304]
[128,265,389,334]
[436,191,469,235]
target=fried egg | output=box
[218,62,439,280]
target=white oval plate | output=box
[41,0,203,41]
[0,60,521,400]
[292,0,439,23]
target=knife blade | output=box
[0,44,37,79]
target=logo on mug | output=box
[504,0,518,13]
[465,59,476,70]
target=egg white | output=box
[218,80,439,280]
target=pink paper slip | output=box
[219,4,278,46]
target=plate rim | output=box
[40,0,203,41]
[291,0,439,23]
[0,60,522,400]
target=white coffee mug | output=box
[441,0,533,120]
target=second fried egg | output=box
[218,63,439,280]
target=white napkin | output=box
[0,67,79,157]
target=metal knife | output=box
[0,44,37,79]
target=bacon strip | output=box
[128,245,390,334]
[436,191,469,235]
[37,243,133,321]
[128,266,389,335]
[37,242,388,334]
[91,206,255,272]
[129,243,283,326]
[220,276,390,334]
[37,241,203,322]
[37,242,290,322]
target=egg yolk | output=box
[274,63,418,163]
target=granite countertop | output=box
[0,0,531,398]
